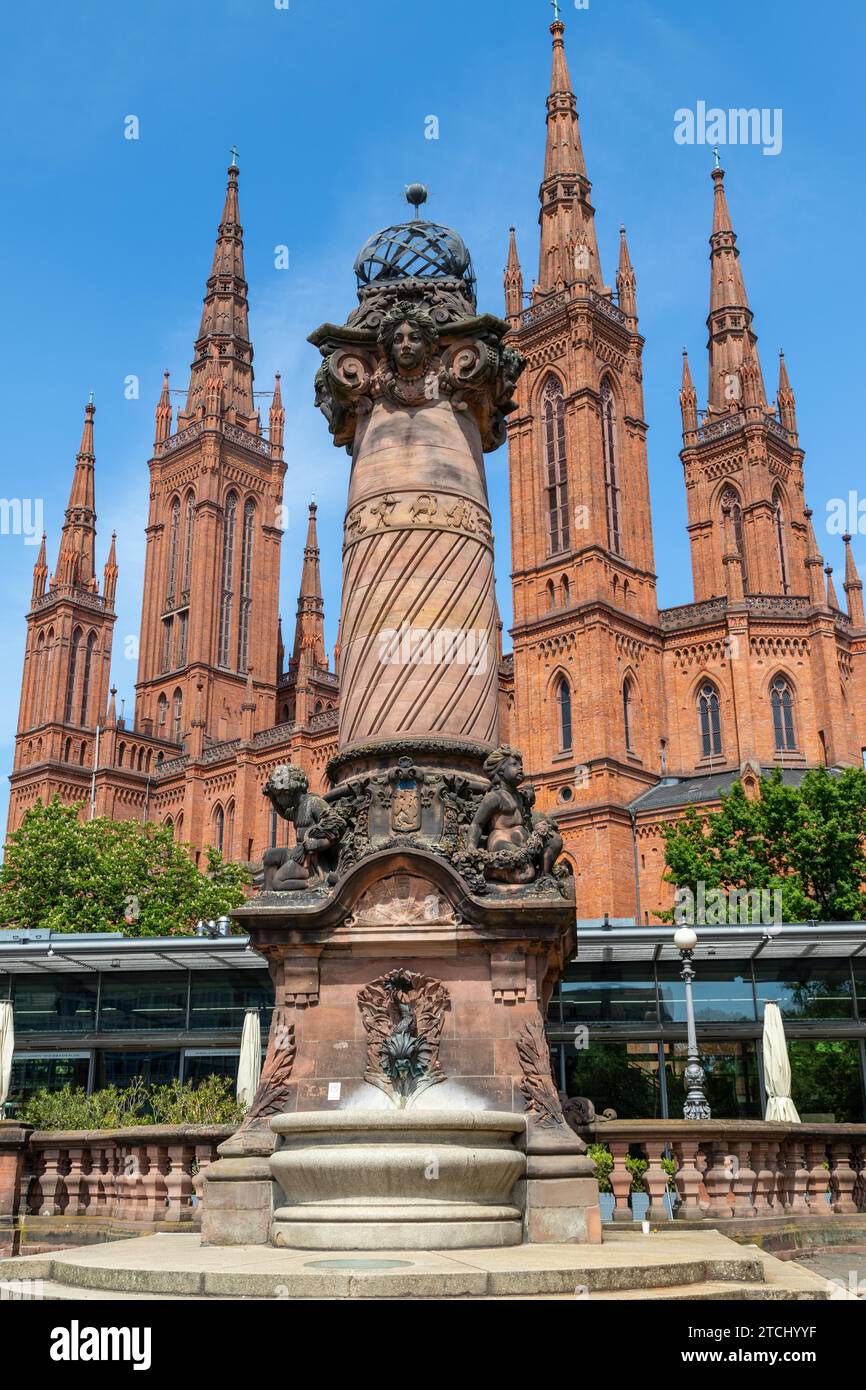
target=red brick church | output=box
[9,20,866,921]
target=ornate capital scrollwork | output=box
[309,279,525,454]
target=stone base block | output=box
[200,1128,276,1247]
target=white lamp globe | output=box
[673,925,698,952]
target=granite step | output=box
[0,1230,833,1301]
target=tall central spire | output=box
[537,20,602,293]
[180,161,255,427]
[706,165,765,412]
[54,400,97,590]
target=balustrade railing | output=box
[22,1125,234,1227]
[581,1119,866,1223]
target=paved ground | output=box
[0,1227,838,1300]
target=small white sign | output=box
[327,1082,342,1101]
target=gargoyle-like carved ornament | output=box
[357,968,450,1106]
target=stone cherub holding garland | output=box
[466,746,564,886]
[258,764,345,892]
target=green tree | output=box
[0,798,248,936]
[661,768,866,923]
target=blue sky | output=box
[1,0,864,833]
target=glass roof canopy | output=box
[575,922,866,964]
[1,923,864,975]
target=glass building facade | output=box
[3,926,866,1122]
[548,946,866,1123]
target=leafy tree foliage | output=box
[0,798,248,936]
[662,768,866,922]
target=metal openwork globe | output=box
[354,185,476,296]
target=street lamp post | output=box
[673,925,711,1120]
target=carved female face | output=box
[391,320,427,373]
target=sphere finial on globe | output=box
[405,183,428,219]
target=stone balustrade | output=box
[580,1119,866,1223]
[21,1125,234,1227]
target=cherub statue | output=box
[259,763,344,891]
[467,746,563,885]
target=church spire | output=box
[504,226,523,320]
[679,349,698,435]
[269,371,285,455]
[54,399,97,591]
[103,531,118,607]
[180,159,255,427]
[31,532,47,604]
[706,164,765,413]
[292,501,326,669]
[803,507,826,605]
[538,18,601,293]
[842,533,865,628]
[616,225,637,319]
[154,370,172,444]
[777,350,797,434]
[825,564,840,611]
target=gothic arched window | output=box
[601,378,622,555]
[34,632,45,722]
[172,687,183,743]
[213,804,224,855]
[166,497,181,604]
[79,632,96,725]
[771,676,797,751]
[720,486,747,590]
[542,377,569,555]
[698,682,722,758]
[226,801,235,859]
[557,677,573,752]
[217,492,238,669]
[64,627,82,723]
[237,499,255,672]
[182,492,195,596]
[157,693,168,728]
[623,677,636,752]
[773,488,789,595]
[561,575,570,607]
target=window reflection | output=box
[188,971,273,1032]
[12,975,97,1034]
[665,1041,761,1120]
[657,960,755,1024]
[755,960,854,1020]
[565,1042,664,1119]
[98,973,188,1032]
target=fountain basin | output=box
[269,1109,526,1249]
